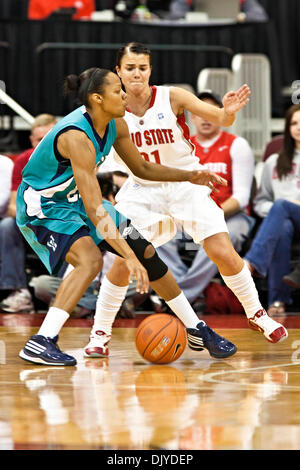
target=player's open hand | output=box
[125,254,149,294]
[222,84,250,114]
[189,169,227,192]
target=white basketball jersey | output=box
[114,86,202,184]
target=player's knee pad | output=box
[123,225,168,282]
[141,246,168,282]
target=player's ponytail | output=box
[63,68,112,107]
[64,74,81,94]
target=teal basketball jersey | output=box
[16,106,127,274]
[21,105,116,201]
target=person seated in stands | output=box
[0,155,13,221]
[0,114,56,313]
[244,104,300,315]
[283,263,300,290]
[28,0,95,20]
[237,0,268,22]
[156,90,255,311]
[167,0,192,19]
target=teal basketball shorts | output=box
[16,183,129,275]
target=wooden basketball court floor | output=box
[1,312,300,451]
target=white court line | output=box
[203,362,300,391]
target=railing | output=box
[34,42,234,112]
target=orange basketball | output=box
[135,314,187,364]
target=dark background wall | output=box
[0,0,299,118]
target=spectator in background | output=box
[244,104,300,315]
[156,90,255,309]
[0,155,13,220]
[168,0,192,19]
[237,0,268,23]
[0,114,56,313]
[28,0,95,20]
[283,263,300,289]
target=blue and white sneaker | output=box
[19,334,77,366]
[186,322,237,359]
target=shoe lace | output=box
[254,310,278,330]
[45,336,63,352]
[92,330,111,345]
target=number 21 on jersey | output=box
[140,150,161,164]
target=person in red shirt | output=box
[0,114,56,313]
[156,91,255,308]
[28,0,95,20]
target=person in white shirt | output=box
[245,104,300,315]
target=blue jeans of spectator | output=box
[245,199,300,306]
[0,216,27,290]
[30,275,99,310]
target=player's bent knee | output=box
[144,244,156,259]
[67,240,102,275]
[123,224,168,282]
[141,245,168,282]
[112,256,131,278]
[89,254,103,274]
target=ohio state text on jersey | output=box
[116,86,202,184]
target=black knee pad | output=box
[122,225,168,282]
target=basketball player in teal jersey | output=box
[17,68,247,365]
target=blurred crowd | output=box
[25,0,268,23]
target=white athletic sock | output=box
[221,263,263,319]
[92,276,129,336]
[37,306,70,339]
[166,292,204,329]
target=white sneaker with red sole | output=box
[83,330,111,358]
[248,309,288,343]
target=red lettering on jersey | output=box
[144,130,152,146]
[161,129,170,143]
[135,132,142,147]
[149,129,157,145]
[156,129,164,145]
[130,133,135,144]
[167,129,174,143]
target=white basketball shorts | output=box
[115,177,228,247]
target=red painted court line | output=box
[0,313,299,329]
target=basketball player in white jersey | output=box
[84,42,287,358]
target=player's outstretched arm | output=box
[170,84,250,127]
